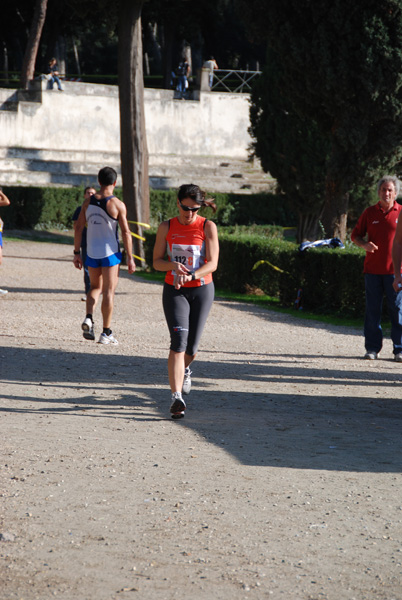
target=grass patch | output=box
[133,270,165,283]
[6,229,74,245]
[214,289,363,328]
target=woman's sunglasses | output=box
[179,201,201,212]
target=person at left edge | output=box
[73,167,135,345]
[0,187,11,295]
[72,186,96,300]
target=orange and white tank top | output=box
[165,216,212,287]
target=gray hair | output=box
[377,175,400,196]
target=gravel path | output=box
[1,239,401,600]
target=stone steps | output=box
[0,147,274,194]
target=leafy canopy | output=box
[247,0,402,191]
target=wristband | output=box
[191,272,196,281]
[74,250,80,255]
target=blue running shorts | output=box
[85,252,122,268]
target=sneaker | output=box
[81,317,95,340]
[98,332,118,345]
[182,367,192,395]
[0,289,8,296]
[170,392,186,419]
[81,296,87,302]
[364,351,377,360]
[394,353,402,362]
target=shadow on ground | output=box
[1,344,401,474]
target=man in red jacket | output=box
[352,175,402,361]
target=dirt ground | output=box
[1,238,401,600]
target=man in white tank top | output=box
[73,167,135,345]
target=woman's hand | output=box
[172,261,190,276]
[174,267,192,289]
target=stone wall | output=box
[0,81,272,192]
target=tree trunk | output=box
[118,0,150,264]
[144,22,162,74]
[320,176,349,241]
[43,1,63,65]
[72,37,81,77]
[20,0,48,89]
[162,21,176,89]
[55,35,67,76]
[297,211,321,243]
[182,40,192,75]
[1,40,9,85]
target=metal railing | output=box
[0,69,262,93]
[211,69,261,93]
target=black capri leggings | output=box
[162,282,215,355]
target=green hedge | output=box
[137,189,295,227]
[144,228,366,318]
[144,229,299,302]
[0,185,367,318]
[293,244,365,316]
[0,186,295,229]
[0,187,84,229]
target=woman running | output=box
[0,187,11,296]
[153,184,219,419]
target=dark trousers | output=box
[364,273,402,354]
[162,282,214,355]
[81,247,90,295]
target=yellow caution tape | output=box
[126,221,149,263]
[252,259,289,275]
[132,254,146,263]
[128,220,151,229]
[130,231,146,241]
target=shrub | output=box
[144,228,366,317]
[0,187,293,230]
[0,185,367,318]
[1,186,82,229]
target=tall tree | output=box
[250,47,331,242]
[20,0,48,88]
[50,0,150,261]
[118,0,149,263]
[243,0,402,240]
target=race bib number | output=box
[172,244,201,270]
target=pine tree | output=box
[246,0,402,239]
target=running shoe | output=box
[81,317,95,340]
[170,392,186,419]
[364,351,377,360]
[98,332,118,345]
[0,289,8,296]
[182,367,192,395]
[394,353,402,362]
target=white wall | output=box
[145,89,251,158]
[0,82,252,160]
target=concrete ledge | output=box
[0,82,273,193]
[28,78,119,97]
